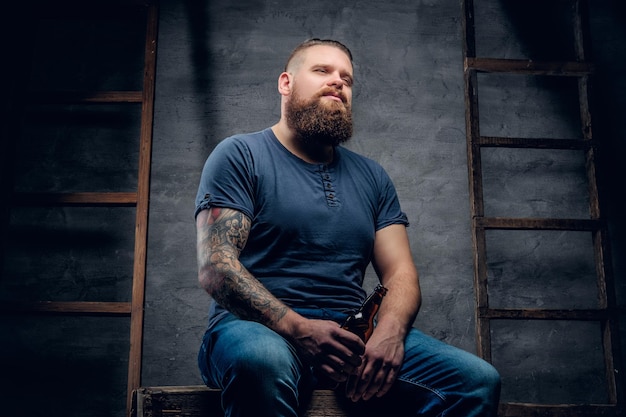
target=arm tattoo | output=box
[197,207,288,327]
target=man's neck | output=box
[271,122,334,165]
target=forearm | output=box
[375,271,421,340]
[196,207,304,333]
[370,224,421,341]
[199,262,291,328]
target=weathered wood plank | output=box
[133,386,624,417]
[132,386,413,417]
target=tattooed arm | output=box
[196,206,365,381]
[196,206,290,328]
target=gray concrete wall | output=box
[142,0,626,406]
[2,1,624,416]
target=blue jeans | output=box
[198,309,500,417]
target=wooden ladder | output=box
[461,1,623,416]
[0,1,158,416]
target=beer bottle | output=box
[341,284,388,342]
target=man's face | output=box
[285,45,354,146]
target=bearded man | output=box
[195,38,500,417]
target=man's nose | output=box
[328,73,344,88]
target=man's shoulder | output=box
[218,128,272,148]
[208,129,275,162]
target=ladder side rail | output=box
[573,0,592,62]
[461,0,476,59]
[461,0,491,363]
[573,0,623,408]
[472,221,492,361]
[127,1,159,413]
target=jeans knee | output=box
[229,343,297,384]
[485,362,501,389]
[222,342,302,417]
[463,358,501,402]
[482,361,501,398]
[475,358,499,384]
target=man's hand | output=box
[291,318,366,383]
[341,223,419,401]
[345,329,405,401]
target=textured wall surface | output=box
[2,2,625,416]
[141,0,626,406]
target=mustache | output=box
[317,87,348,104]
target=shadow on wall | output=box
[183,0,216,157]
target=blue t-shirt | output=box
[195,128,408,324]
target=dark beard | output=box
[285,90,353,147]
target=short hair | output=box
[284,38,353,72]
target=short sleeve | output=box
[375,168,409,230]
[194,136,256,219]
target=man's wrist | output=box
[273,308,308,339]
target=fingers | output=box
[345,357,399,402]
[295,319,364,378]
[376,364,398,398]
[318,352,362,383]
[317,362,347,383]
[336,327,367,356]
[325,326,365,371]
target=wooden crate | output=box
[132,385,410,417]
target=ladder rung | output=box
[475,217,601,231]
[499,402,619,417]
[29,91,143,104]
[0,301,132,316]
[479,136,595,150]
[12,192,138,207]
[465,57,593,76]
[480,308,609,321]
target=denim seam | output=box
[396,375,447,403]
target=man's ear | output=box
[277,72,292,96]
